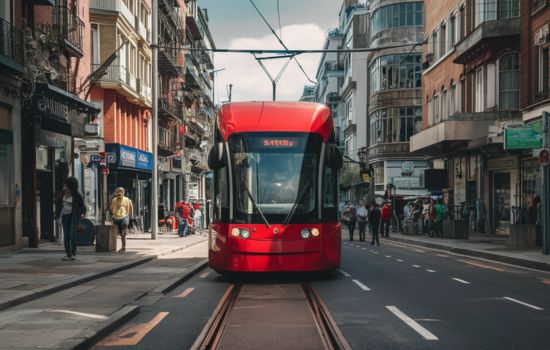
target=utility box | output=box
[95,224,117,252]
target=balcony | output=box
[158,48,181,77]
[454,17,520,64]
[159,126,178,155]
[91,64,137,93]
[186,147,208,170]
[368,142,410,163]
[159,97,181,120]
[90,0,134,27]
[0,18,24,73]
[55,6,84,57]
[136,79,152,104]
[135,17,150,43]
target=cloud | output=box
[213,23,326,103]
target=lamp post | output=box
[151,0,158,239]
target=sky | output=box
[199,0,342,102]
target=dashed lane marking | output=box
[356,245,361,248]
[412,265,421,268]
[175,288,195,299]
[452,278,470,284]
[426,269,436,273]
[97,312,169,346]
[370,250,379,255]
[386,306,439,341]
[396,259,404,262]
[199,272,210,279]
[362,248,367,250]
[339,269,352,277]
[385,255,392,258]
[502,297,544,311]
[352,279,371,291]
[458,259,505,272]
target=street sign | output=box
[539,148,550,166]
[504,126,542,150]
[89,152,116,164]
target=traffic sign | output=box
[539,148,550,166]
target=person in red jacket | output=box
[380,202,392,238]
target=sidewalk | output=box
[387,232,550,272]
[0,231,209,312]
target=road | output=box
[94,238,550,349]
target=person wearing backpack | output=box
[357,201,368,242]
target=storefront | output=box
[22,83,98,247]
[105,143,152,231]
[486,155,520,235]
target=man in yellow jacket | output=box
[111,187,133,252]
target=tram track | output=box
[192,282,350,350]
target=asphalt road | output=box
[94,238,550,350]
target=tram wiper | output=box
[282,178,312,227]
[240,180,270,228]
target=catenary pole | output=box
[542,111,549,254]
[151,0,158,240]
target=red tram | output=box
[207,102,343,272]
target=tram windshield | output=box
[229,132,321,222]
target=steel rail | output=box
[190,284,242,350]
[303,283,352,350]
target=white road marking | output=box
[352,279,371,291]
[426,269,436,273]
[396,259,404,262]
[339,269,352,277]
[452,278,470,284]
[362,248,367,250]
[48,309,108,320]
[386,306,439,341]
[385,255,392,258]
[370,250,379,255]
[412,265,421,268]
[502,297,544,311]
[356,245,361,248]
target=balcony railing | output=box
[91,64,138,92]
[90,0,134,27]
[159,97,181,119]
[135,16,150,43]
[0,18,24,72]
[56,6,84,57]
[159,126,177,152]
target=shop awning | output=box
[35,83,100,115]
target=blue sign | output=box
[105,144,152,172]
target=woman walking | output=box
[357,202,368,242]
[55,177,86,261]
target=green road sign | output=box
[504,126,542,150]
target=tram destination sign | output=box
[504,126,542,150]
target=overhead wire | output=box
[276,0,282,40]
[248,0,317,84]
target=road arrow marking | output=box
[386,306,438,340]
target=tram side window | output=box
[214,167,229,221]
[323,167,337,209]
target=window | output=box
[498,53,520,110]
[440,23,447,58]
[433,31,439,60]
[450,84,457,116]
[369,107,422,145]
[441,89,448,120]
[475,0,519,27]
[427,97,434,126]
[538,46,549,95]
[450,15,456,48]
[0,106,12,206]
[323,167,337,209]
[371,2,423,37]
[533,0,547,12]
[474,67,485,112]
[434,94,441,123]
[214,166,228,221]
[91,24,99,65]
[369,54,422,94]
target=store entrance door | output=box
[133,179,149,232]
[493,172,511,235]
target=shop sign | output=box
[120,147,136,168]
[35,95,69,121]
[504,126,542,150]
[136,151,152,171]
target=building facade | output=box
[367,0,428,199]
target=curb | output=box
[0,237,209,312]
[388,236,550,272]
[67,258,209,349]
[59,305,141,350]
[151,258,209,295]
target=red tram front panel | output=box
[209,223,341,272]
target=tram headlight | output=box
[301,229,311,239]
[231,228,240,237]
[240,228,251,239]
[311,228,320,237]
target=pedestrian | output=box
[422,199,430,234]
[357,201,368,242]
[528,195,542,245]
[55,177,86,261]
[434,200,446,237]
[380,202,391,238]
[369,202,381,246]
[193,203,202,231]
[110,187,134,252]
[342,202,357,241]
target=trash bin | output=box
[95,224,117,252]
